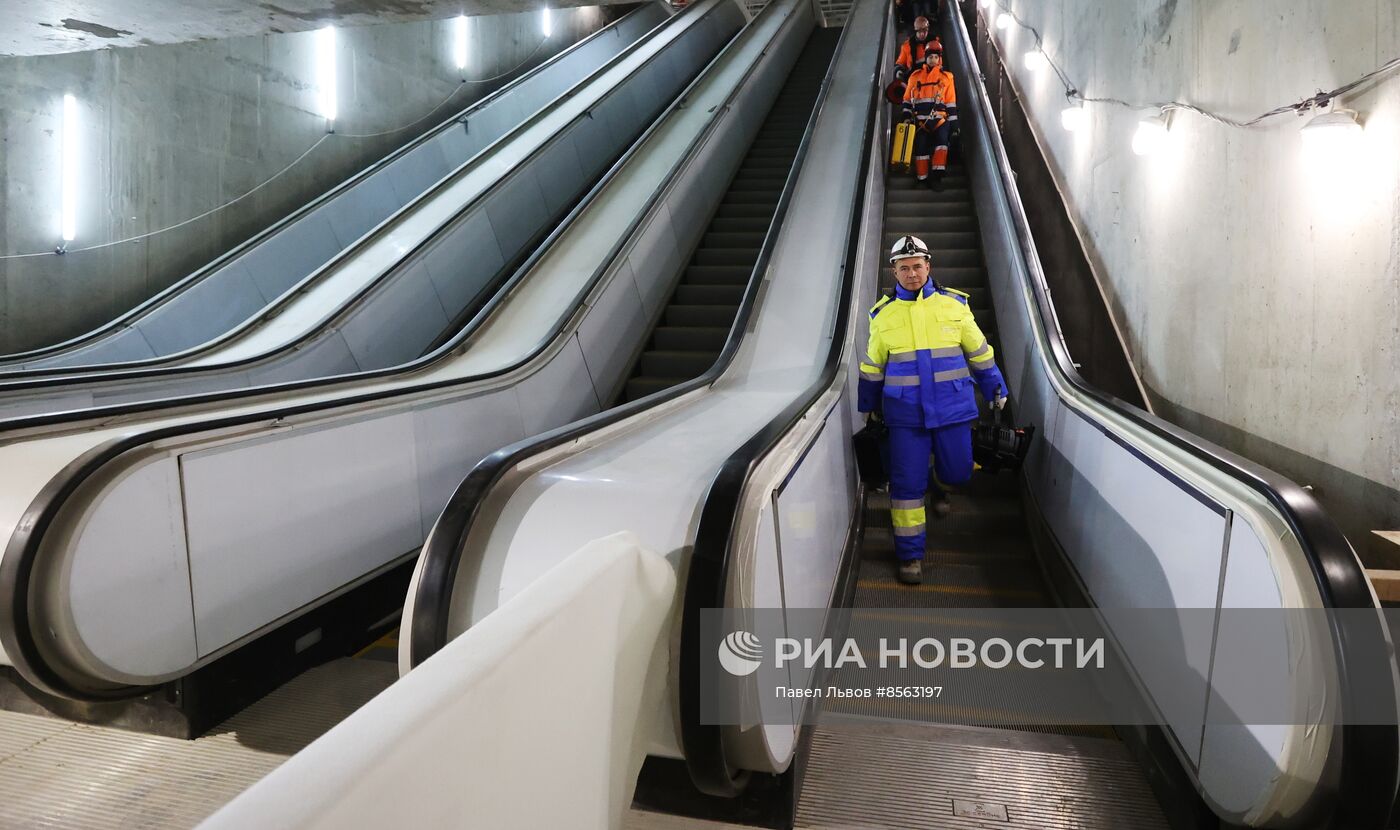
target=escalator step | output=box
[933,267,987,289]
[882,231,978,249]
[886,188,973,203]
[883,216,977,233]
[616,30,840,406]
[652,326,730,351]
[692,248,760,267]
[685,265,752,285]
[716,204,781,219]
[701,232,766,249]
[675,284,746,305]
[728,178,789,191]
[887,175,969,189]
[886,201,974,217]
[639,350,722,377]
[710,217,769,232]
[722,191,782,205]
[734,169,789,183]
[665,304,741,327]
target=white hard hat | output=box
[889,235,931,263]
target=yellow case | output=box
[890,122,915,170]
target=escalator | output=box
[621,29,840,402]
[803,157,1175,828]
[188,0,1399,826]
[0,3,709,424]
[0,7,666,377]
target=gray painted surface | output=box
[975,0,1400,565]
[0,5,613,355]
[0,0,633,56]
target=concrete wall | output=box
[0,5,612,355]
[975,0,1400,565]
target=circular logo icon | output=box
[718,630,764,677]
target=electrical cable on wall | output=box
[981,0,1400,129]
[0,31,553,260]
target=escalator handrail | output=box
[676,3,886,798]
[951,1,1398,822]
[0,0,742,703]
[0,5,658,371]
[406,5,853,678]
[0,0,725,422]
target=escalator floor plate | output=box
[795,722,1169,829]
[0,659,394,828]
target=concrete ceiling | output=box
[0,0,627,57]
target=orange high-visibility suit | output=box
[901,64,958,180]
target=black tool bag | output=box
[972,406,1035,474]
[853,418,889,487]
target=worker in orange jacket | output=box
[900,43,957,187]
[894,17,940,84]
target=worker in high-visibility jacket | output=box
[901,44,957,187]
[859,236,1007,585]
[894,17,940,84]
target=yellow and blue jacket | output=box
[858,280,1005,428]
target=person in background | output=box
[858,236,1007,585]
[900,42,957,188]
[894,15,940,89]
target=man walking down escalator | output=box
[901,43,957,189]
[858,237,1007,585]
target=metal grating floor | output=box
[0,658,396,829]
[795,722,1169,829]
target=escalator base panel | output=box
[0,659,394,828]
[794,722,1169,829]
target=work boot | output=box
[897,559,923,585]
[929,489,951,518]
[928,170,946,191]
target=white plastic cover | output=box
[198,532,675,830]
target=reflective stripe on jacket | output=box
[858,280,1005,428]
[901,67,958,125]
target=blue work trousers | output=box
[887,421,975,561]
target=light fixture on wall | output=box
[1132,112,1169,155]
[453,14,468,76]
[541,7,552,37]
[59,93,79,248]
[1023,48,1047,72]
[1299,109,1362,159]
[995,13,1012,30]
[1060,102,1086,132]
[315,25,338,125]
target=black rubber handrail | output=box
[0,4,655,374]
[677,7,885,799]
[951,4,1397,826]
[0,1,724,426]
[0,0,742,702]
[404,0,836,673]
